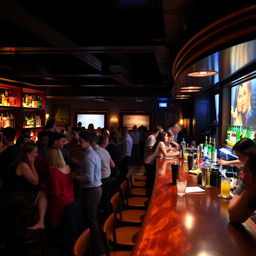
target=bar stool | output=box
[73,228,92,256]
[134,175,147,181]
[110,192,145,225]
[103,213,140,250]
[126,174,147,197]
[120,181,149,209]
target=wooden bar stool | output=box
[127,174,147,197]
[103,213,140,251]
[73,228,92,256]
[120,181,149,209]
[110,192,145,225]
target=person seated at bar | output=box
[8,141,48,230]
[144,131,180,190]
[46,147,74,229]
[166,130,179,152]
[218,138,255,167]
[228,146,256,223]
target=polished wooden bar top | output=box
[132,158,256,256]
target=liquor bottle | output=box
[203,136,208,159]
[207,137,212,162]
[211,138,217,165]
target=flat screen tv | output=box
[77,114,105,129]
[231,78,256,127]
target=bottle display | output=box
[0,89,17,106]
[226,125,256,147]
[0,112,15,128]
[211,138,217,164]
[22,93,43,108]
[23,113,42,128]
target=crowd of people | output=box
[1,119,255,255]
[0,120,182,255]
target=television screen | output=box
[159,102,167,108]
[77,114,105,128]
[231,78,256,127]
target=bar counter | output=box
[132,158,256,256]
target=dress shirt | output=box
[93,144,111,179]
[119,134,133,160]
[77,146,102,189]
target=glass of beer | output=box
[218,177,233,199]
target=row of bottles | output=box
[203,136,217,164]
[0,89,17,107]
[226,126,256,147]
[22,93,43,108]
[0,112,15,128]
[23,114,42,128]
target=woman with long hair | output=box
[46,147,74,228]
[144,131,180,190]
[9,141,47,230]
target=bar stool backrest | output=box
[102,213,117,256]
[120,180,129,205]
[110,192,124,220]
[73,228,91,256]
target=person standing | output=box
[118,127,133,182]
[130,125,141,165]
[75,131,102,256]
[94,134,115,217]
[169,123,181,142]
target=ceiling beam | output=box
[0,0,102,71]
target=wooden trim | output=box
[172,6,256,81]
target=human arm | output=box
[228,172,256,223]
[159,142,180,157]
[16,162,39,185]
[218,159,243,167]
[76,157,95,185]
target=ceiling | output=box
[0,0,254,100]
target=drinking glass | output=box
[191,140,196,148]
[217,177,233,199]
[176,179,187,196]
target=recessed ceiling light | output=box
[180,86,202,90]
[180,89,200,92]
[187,71,218,77]
[176,94,190,97]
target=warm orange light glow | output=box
[179,118,184,125]
[187,71,218,77]
[184,214,194,230]
[180,86,202,90]
[110,116,118,123]
[180,90,200,93]
[45,113,49,120]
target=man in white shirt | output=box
[93,134,115,217]
[119,127,133,182]
[144,125,163,161]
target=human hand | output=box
[218,159,228,166]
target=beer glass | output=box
[218,177,233,199]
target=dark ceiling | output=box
[0,0,254,99]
